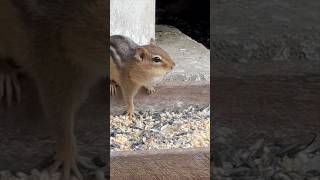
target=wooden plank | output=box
[111,148,210,180]
[111,84,210,114]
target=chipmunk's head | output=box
[134,38,175,77]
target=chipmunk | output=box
[0,0,107,180]
[110,35,175,119]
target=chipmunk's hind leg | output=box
[120,80,140,120]
[35,65,99,180]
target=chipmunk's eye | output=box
[152,56,162,63]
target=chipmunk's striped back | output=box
[110,35,139,68]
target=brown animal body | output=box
[0,0,108,179]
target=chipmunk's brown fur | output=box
[110,35,175,118]
[0,0,108,179]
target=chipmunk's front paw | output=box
[143,85,155,95]
[0,73,21,107]
[110,81,118,96]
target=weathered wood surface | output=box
[110,148,210,180]
[111,84,210,115]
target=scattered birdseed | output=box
[212,131,320,180]
[0,106,210,179]
[110,105,210,151]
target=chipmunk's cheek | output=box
[141,63,153,70]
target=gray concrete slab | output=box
[155,25,210,85]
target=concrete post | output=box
[110,0,156,45]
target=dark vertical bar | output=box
[0,0,111,179]
[210,0,214,179]
[106,0,111,179]
[211,0,320,179]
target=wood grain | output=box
[111,148,210,180]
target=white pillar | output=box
[110,0,156,45]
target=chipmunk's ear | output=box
[150,38,156,46]
[134,48,147,62]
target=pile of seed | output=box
[0,167,106,180]
[0,106,210,179]
[212,133,320,180]
[110,106,210,151]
